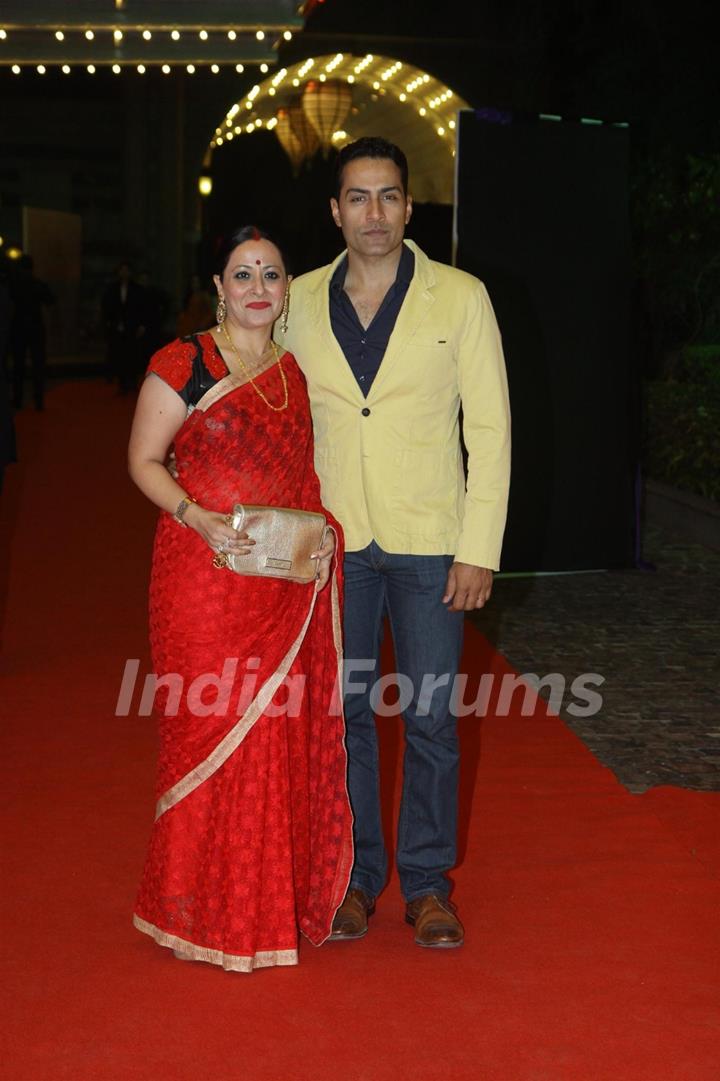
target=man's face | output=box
[330,157,412,259]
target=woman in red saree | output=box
[128,227,352,972]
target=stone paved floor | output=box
[470,525,720,793]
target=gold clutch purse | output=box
[223,503,327,583]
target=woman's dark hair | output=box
[333,137,409,200]
[213,225,289,277]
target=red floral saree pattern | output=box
[133,337,353,971]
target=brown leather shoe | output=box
[329,888,375,940]
[405,894,464,948]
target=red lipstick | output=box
[246,301,272,309]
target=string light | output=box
[256,30,265,41]
[86,64,95,74]
[235,63,244,73]
[228,30,237,40]
[112,64,121,74]
[11,64,20,74]
[283,31,292,41]
[0,30,7,40]
[85,30,94,40]
[347,75,355,84]
[137,64,146,74]
[55,31,64,41]
[62,64,70,74]
[260,63,268,73]
[114,30,123,42]
[37,64,46,74]
[186,64,195,74]
[211,64,219,74]
[199,30,208,40]
[171,30,180,41]
[162,64,171,74]
[142,30,152,40]
[269,87,276,95]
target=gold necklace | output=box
[219,321,289,412]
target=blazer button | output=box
[361,407,371,416]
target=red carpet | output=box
[2,381,718,1081]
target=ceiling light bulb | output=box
[112,64,121,74]
[55,31,64,41]
[11,64,21,74]
[186,64,195,74]
[235,64,244,73]
[260,63,268,73]
[114,30,123,41]
[62,64,71,74]
[256,30,265,41]
[199,30,208,40]
[86,64,95,74]
[37,64,46,74]
[85,30,94,40]
[137,64,145,74]
[162,64,171,74]
[283,31,292,41]
[211,64,219,74]
[142,30,152,40]
[171,30,180,41]
[228,30,237,40]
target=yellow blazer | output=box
[282,240,511,569]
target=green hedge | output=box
[644,347,720,502]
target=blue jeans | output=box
[342,541,464,901]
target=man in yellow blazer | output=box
[282,137,510,948]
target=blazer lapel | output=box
[367,241,437,399]
[304,254,365,402]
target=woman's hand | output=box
[184,504,255,558]
[312,529,336,592]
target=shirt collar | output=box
[330,241,415,293]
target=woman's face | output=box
[213,239,287,332]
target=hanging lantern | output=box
[274,108,305,176]
[302,79,353,156]
[288,97,320,163]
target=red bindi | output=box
[255,259,261,265]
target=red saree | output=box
[133,335,353,972]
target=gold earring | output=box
[216,295,227,326]
[279,286,290,334]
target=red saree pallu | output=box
[133,338,353,972]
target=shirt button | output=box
[361,338,366,344]
[361,407,371,416]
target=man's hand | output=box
[443,562,493,612]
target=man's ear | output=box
[330,198,342,228]
[405,195,413,225]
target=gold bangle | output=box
[173,495,196,527]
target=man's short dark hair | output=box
[333,137,409,199]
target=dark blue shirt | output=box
[329,244,415,397]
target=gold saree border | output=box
[155,587,318,820]
[133,915,298,972]
[311,532,356,947]
[194,345,286,413]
